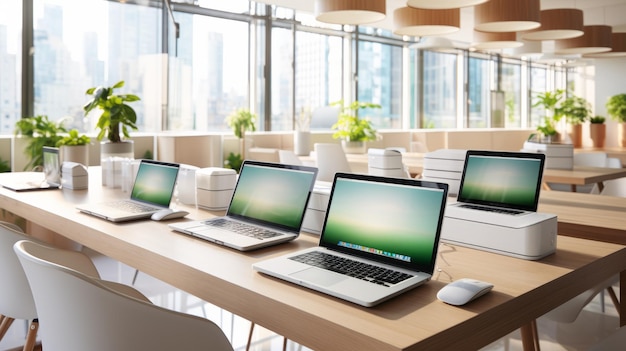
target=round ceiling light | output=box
[585,32,626,58]
[555,25,612,55]
[521,9,584,41]
[315,0,386,25]
[473,31,523,51]
[406,0,488,9]
[394,7,460,37]
[474,0,541,33]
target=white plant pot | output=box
[294,131,311,156]
[61,145,89,166]
[100,141,134,188]
[341,140,366,154]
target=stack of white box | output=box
[420,149,467,196]
[521,141,573,169]
[195,168,237,211]
[367,148,407,178]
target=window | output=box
[467,55,490,128]
[529,65,547,128]
[419,50,457,129]
[0,1,21,135]
[500,61,522,128]
[33,0,160,134]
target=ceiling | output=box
[257,0,626,44]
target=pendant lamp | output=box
[474,0,540,33]
[394,7,460,36]
[472,31,523,51]
[585,32,626,58]
[406,0,488,9]
[315,0,386,25]
[555,25,612,55]
[521,9,584,41]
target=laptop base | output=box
[441,207,558,260]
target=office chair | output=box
[278,149,303,166]
[14,240,233,351]
[595,157,626,197]
[314,143,351,182]
[0,222,100,351]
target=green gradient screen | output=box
[131,162,179,206]
[228,165,316,229]
[320,178,445,268]
[459,155,542,209]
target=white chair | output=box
[573,152,608,193]
[367,148,409,178]
[314,143,351,182]
[14,240,233,351]
[278,149,303,165]
[597,157,626,197]
[0,222,100,351]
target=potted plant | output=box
[14,115,67,170]
[606,93,626,147]
[532,90,564,143]
[331,100,380,154]
[561,95,590,148]
[225,108,256,172]
[83,80,140,159]
[56,129,91,166]
[589,115,606,148]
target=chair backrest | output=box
[14,240,233,351]
[367,148,409,178]
[573,152,608,167]
[314,143,352,182]
[278,149,303,165]
[0,222,38,320]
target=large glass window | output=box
[529,65,547,128]
[169,12,249,131]
[420,50,457,128]
[0,1,22,135]
[467,55,490,128]
[500,61,522,128]
[33,0,161,135]
[271,26,294,131]
[357,40,402,129]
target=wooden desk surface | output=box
[542,166,626,186]
[539,191,626,245]
[1,171,625,351]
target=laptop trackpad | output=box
[290,268,348,287]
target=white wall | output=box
[593,57,626,147]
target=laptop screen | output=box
[42,146,61,187]
[320,173,448,273]
[227,161,318,231]
[457,150,545,212]
[130,160,180,207]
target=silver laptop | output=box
[447,150,546,216]
[77,159,180,222]
[169,160,318,251]
[1,146,61,192]
[253,172,449,307]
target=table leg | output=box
[520,321,540,351]
[621,270,625,327]
[597,182,605,193]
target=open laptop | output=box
[77,159,180,222]
[447,150,546,216]
[253,172,449,307]
[1,146,61,192]
[169,160,318,251]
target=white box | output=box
[421,149,466,196]
[367,149,407,178]
[441,205,558,260]
[301,183,331,235]
[61,162,88,190]
[195,167,237,210]
[522,142,573,170]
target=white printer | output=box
[420,149,467,196]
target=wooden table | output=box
[542,166,626,192]
[1,170,625,351]
[539,191,626,245]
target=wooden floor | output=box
[1,248,621,351]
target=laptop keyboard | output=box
[107,200,159,213]
[459,204,523,215]
[203,218,283,240]
[289,251,413,287]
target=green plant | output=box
[55,129,91,147]
[224,152,243,173]
[590,115,606,124]
[606,93,626,123]
[83,80,140,142]
[0,158,10,173]
[225,108,256,168]
[536,118,558,137]
[561,95,591,125]
[14,115,67,170]
[330,100,380,142]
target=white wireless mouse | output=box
[437,278,494,306]
[151,209,189,221]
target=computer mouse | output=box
[436,278,494,306]
[151,209,189,221]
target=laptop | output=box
[447,150,546,216]
[77,159,180,222]
[1,146,61,192]
[169,160,318,251]
[253,172,449,307]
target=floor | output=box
[1,248,621,351]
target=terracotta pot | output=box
[569,124,583,148]
[61,144,89,166]
[589,123,606,148]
